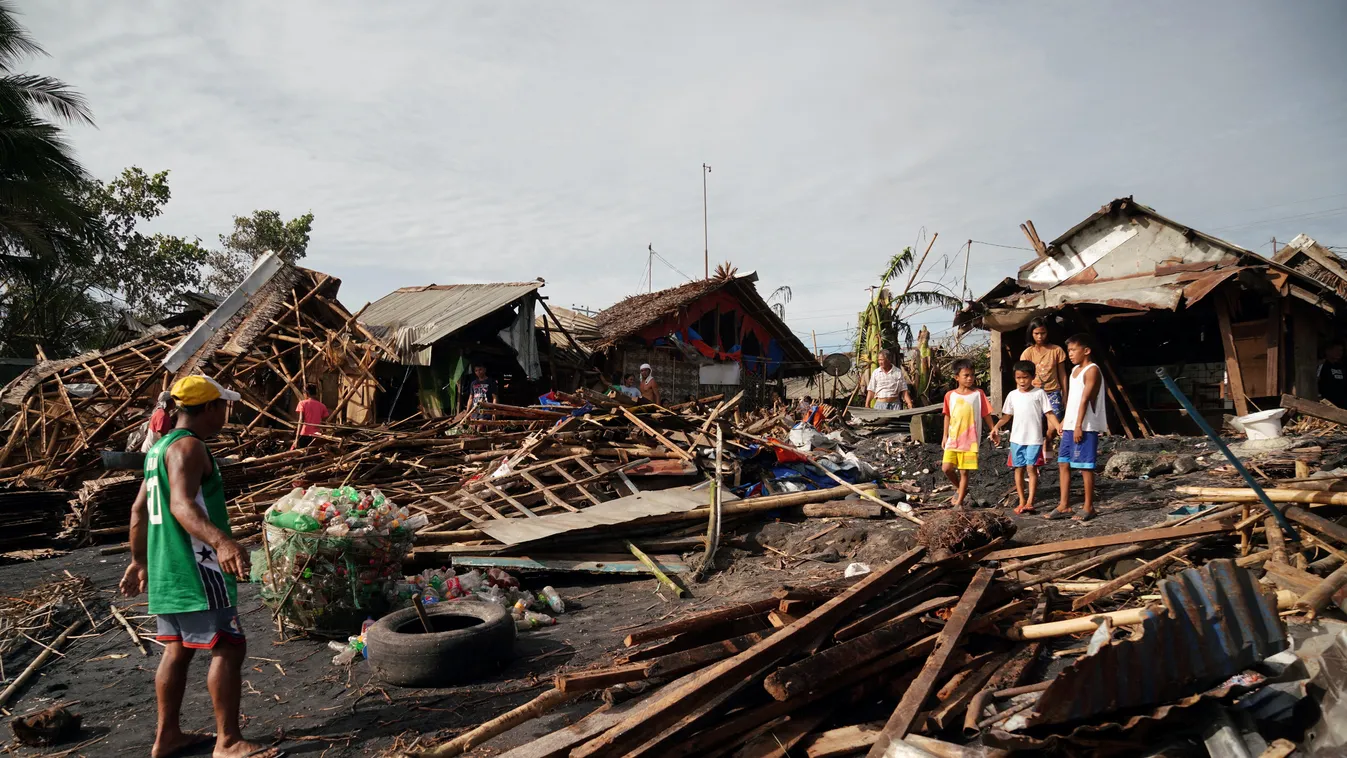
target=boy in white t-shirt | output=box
[989,360,1061,514]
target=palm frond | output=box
[878,246,914,287]
[0,1,44,70]
[0,74,95,124]
[768,285,792,304]
[771,302,785,319]
[893,289,964,313]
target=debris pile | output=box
[0,261,385,492]
[408,472,1347,757]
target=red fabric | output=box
[296,398,329,437]
[148,407,173,435]
[770,442,810,464]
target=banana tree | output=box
[854,244,964,389]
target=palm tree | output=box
[0,0,96,259]
[854,245,964,373]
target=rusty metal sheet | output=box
[986,672,1268,753]
[1181,268,1241,305]
[1025,559,1285,728]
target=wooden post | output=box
[1214,290,1250,417]
[1267,299,1285,396]
[1292,302,1319,401]
[988,330,1005,409]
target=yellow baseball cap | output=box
[171,375,241,406]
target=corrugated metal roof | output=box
[359,281,544,360]
[536,305,597,356]
[1026,559,1287,728]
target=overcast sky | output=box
[24,1,1347,353]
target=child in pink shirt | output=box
[295,384,329,448]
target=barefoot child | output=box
[1046,334,1107,522]
[1021,318,1068,452]
[990,361,1061,514]
[941,359,995,508]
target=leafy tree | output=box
[0,167,209,356]
[79,167,209,320]
[204,209,314,294]
[0,0,100,260]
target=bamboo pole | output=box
[0,619,82,708]
[412,687,577,756]
[1009,590,1297,641]
[1177,487,1347,506]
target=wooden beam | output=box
[981,520,1232,561]
[619,408,694,461]
[988,330,1005,410]
[1069,540,1202,610]
[865,566,996,754]
[570,548,927,758]
[1178,486,1347,506]
[1215,290,1250,416]
[1282,393,1347,427]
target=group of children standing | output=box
[939,319,1106,522]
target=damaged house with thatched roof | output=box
[955,197,1347,436]
[591,268,819,407]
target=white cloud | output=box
[21,0,1347,352]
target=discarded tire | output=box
[365,601,516,687]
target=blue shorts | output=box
[1058,430,1099,469]
[1044,390,1063,418]
[1008,443,1044,468]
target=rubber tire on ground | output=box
[365,601,516,687]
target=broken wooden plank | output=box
[1070,540,1203,610]
[620,407,694,461]
[866,566,996,755]
[570,547,927,758]
[1281,393,1347,427]
[982,520,1233,561]
[623,597,779,647]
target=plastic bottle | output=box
[457,569,483,593]
[331,645,359,665]
[515,611,557,631]
[539,586,565,614]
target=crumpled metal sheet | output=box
[986,672,1268,753]
[1025,559,1286,728]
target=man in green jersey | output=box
[120,376,283,758]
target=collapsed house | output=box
[358,280,586,418]
[0,253,386,487]
[591,272,820,407]
[956,197,1346,436]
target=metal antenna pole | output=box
[702,163,712,279]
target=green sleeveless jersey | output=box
[144,429,236,614]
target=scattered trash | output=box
[843,562,871,577]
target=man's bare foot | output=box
[213,738,283,758]
[152,730,213,758]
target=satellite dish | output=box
[822,353,852,377]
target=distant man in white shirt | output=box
[865,350,914,410]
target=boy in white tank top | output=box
[1045,334,1106,522]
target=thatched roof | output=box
[594,278,724,346]
[593,273,818,375]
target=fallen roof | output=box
[359,281,544,354]
[536,305,597,359]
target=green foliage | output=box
[204,209,314,294]
[854,245,964,372]
[0,0,100,260]
[1,167,212,356]
[79,167,209,320]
